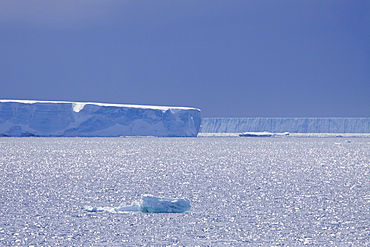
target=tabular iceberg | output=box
[0,100,201,137]
[201,118,370,133]
[85,195,191,213]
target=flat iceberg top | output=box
[0,99,200,111]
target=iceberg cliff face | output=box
[0,100,201,137]
[201,118,370,133]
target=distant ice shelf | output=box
[0,100,201,137]
[201,118,370,133]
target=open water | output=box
[0,137,369,246]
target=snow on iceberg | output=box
[0,100,201,137]
[84,195,191,213]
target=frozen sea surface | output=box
[0,137,369,246]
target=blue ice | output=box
[85,195,191,213]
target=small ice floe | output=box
[84,194,191,213]
[239,131,289,137]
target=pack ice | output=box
[85,195,191,213]
[0,100,201,137]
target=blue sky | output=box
[0,0,369,117]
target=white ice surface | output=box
[0,100,201,137]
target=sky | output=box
[0,0,369,117]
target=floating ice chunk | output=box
[115,201,141,212]
[84,206,117,213]
[139,194,191,213]
[239,131,273,137]
[84,195,191,214]
[84,206,99,212]
[239,131,289,137]
[274,132,290,136]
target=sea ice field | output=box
[0,136,369,246]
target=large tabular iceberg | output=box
[201,118,370,133]
[0,100,201,137]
